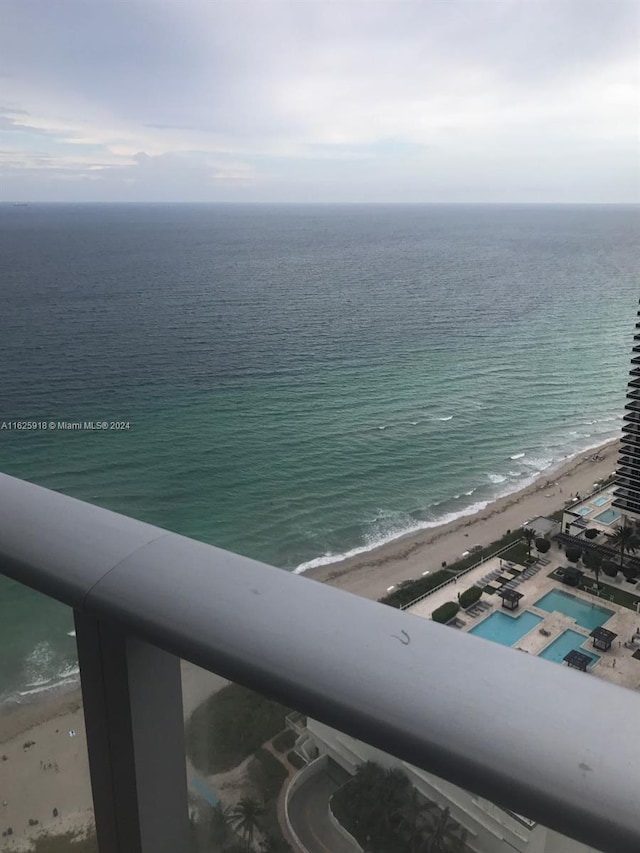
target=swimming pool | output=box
[468,611,543,646]
[594,508,620,525]
[575,506,592,516]
[534,589,614,630]
[592,496,609,507]
[538,630,600,667]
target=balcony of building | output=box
[1,472,639,853]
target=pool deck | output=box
[406,545,640,692]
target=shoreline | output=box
[1,436,620,729]
[304,437,620,600]
[296,435,621,575]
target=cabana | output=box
[497,588,523,611]
[563,650,592,671]
[589,627,617,651]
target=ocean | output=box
[0,202,638,705]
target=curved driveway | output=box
[287,759,359,853]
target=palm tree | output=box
[398,789,442,853]
[423,806,468,853]
[523,528,536,559]
[607,520,639,574]
[259,834,282,852]
[585,551,603,589]
[226,797,264,850]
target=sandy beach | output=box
[0,663,227,850]
[305,438,620,601]
[0,437,620,849]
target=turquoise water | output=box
[0,203,637,704]
[594,508,620,525]
[576,506,592,516]
[592,496,610,506]
[538,630,600,667]
[468,611,543,646]
[534,590,614,629]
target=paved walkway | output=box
[287,760,358,853]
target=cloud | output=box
[1,0,638,201]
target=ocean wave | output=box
[294,499,491,573]
[5,663,80,706]
[437,416,453,421]
[295,432,619,576]
[510,452,525,460]
[487,473,507,484]
[2,640,82,709]
[521,456,552,471]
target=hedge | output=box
[379,527,524,608]
[432,601,459,624]
[458,586,482,609]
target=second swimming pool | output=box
[534,589,614,630]
[538,630,600,667]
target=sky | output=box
[1,0,638,203]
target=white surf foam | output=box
[438,416,453,421]
[510,452,525,460]
[487,473,507,484]
[294,433,619,575]
[294,499,491,573]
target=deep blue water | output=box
[0,202,638,702]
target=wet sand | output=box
[304,439,619,601]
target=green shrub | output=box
[584,529,599,540]
[379,528,524,608]
[380,569,450,608]
[185,684,289,774]
[458,586,482,609]
[535,538,551,553]
[565,546,582,563]
[602,561,618,578]
[432,601,459,624]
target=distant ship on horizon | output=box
[12,202,29,207]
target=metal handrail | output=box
[1,472,639,852]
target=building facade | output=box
[613,298,640,520]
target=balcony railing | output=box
[1,472,639,853]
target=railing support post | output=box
[74,612,192,853]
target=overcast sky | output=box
[1,0,638,203]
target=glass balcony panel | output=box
[183,663,299,852]
[0,579,96,852]
[181,664,608,853]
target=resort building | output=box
[561,484,621,538]
[613,297,640,520]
